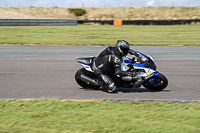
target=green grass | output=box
[0,99,200,133]
[0,25,200,45]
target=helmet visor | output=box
[120,46,129,56]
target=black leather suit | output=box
[93,46,132,91]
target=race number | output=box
[147,70,151,74]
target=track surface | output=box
[0,45,200,101]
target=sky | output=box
[0,0,200,8]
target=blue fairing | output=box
[124,60,132,64]
[154,71,160,76]
[124,60,145,68]
[136,51,147,57]
[133,63,145,67]
[124,60,145,67]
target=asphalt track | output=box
[0,45,200,102]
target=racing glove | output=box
[128,49,137,55]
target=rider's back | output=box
[93,46,121,75]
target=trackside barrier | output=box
[78,19,200,25]
[113,19,123,25]
[122,19,200,25]
[0,19,77,26]
[0,19,199,26]
[78,20,113,25]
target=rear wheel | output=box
[75,68,100,89]
[142,73,168,91]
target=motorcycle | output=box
[75,51,168,92]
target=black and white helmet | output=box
[115,40,130,56]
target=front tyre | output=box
[75,68,100,90]
[142,73,168,91]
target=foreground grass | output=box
[0,100,199,133]
[0,25,200,45]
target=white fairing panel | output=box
[121,57,130,71]
[81,64,93,72]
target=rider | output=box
[92,40,138,93]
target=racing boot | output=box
[107,83,117,93]
[132,72,143,87]
[97,74,117,93]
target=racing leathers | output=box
[92,46,136,92]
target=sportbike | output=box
[75,51,168,92]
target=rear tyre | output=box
[142,73,168,91]
[75,68,100,89]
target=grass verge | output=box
[0,99,200,133]
[0,25,200,45]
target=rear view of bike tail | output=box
[75,57,100,89]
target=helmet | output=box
[115,40,130,56]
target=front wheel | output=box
[142,73,168,91]
[75,68,100,89]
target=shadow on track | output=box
[80,87,170,94]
